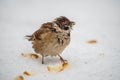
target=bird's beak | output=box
[69,21,75,30]
[70,21,75,26]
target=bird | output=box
[26,16,75,64]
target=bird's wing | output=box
[26,22,56,41]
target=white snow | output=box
[0,0,120,80]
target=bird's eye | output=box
[63,25,69,30]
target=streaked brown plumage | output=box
[26,16,75,64]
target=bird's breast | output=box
[32,31,70,57]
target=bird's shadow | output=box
[43,56,61,65]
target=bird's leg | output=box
[42,56,44,64]
[58,54,68,64]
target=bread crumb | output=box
[23,71,31,76]
[47,63,69,72]
[23,70,38,76]
[62,63,69,69]
[30,54,39,59]
[47,66,51,71]
[87,40,97,44]
[15,75,24,80]
[21,53,39,59]
[47,64,62,72]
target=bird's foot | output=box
[58,54,68,64]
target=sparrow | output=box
[26,16,75,64]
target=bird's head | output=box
[54,16,75,32]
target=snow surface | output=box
[0,0,120,80]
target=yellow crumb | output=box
[23,70,38,76]
[87,40,97,44]
[30,54,39,59]
[15,75,24,80]
[23,71,31,76]
[47,63,69,72]
[21,53,39,59]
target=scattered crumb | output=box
[15,75,24,80]
[21,53,39,59]
[87,40,97,44]
[23,71,31,76]
[23,70,38,76]
[30,54,39,59]
[47,63,69,72]
[62,63,69,69]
